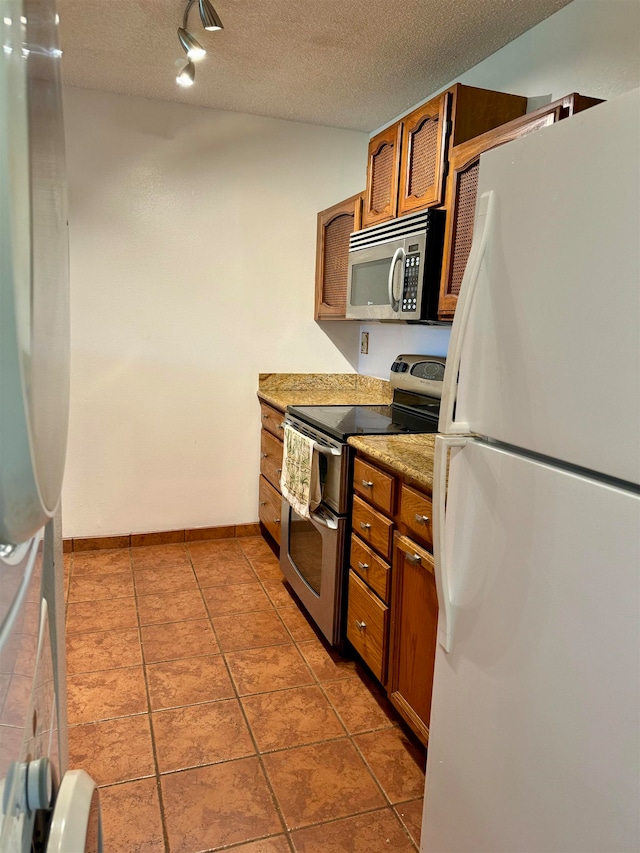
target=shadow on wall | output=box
[317,321,361,371]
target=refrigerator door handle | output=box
[433,434,468,652]
[439,190,495,435]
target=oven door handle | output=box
[312,441,341,457]
[309,510,339,530]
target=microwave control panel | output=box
[402,249,421,312]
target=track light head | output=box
[198,0,223,31]
[177,27,206,60]
[176,60,196,87]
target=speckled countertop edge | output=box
[348,433,436,494]
[257,373,392,411]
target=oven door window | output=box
[288,508,323,596]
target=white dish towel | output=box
[280,424,322,519]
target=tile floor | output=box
[63,537,426,852]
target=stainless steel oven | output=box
[279,355,446,647]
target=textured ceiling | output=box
[57,0,573,132]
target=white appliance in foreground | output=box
[423,89,640,852]
[1,0,102,849]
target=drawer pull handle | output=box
[360,522,371,531]
[355,620,367,631]
[357,561,369,570]
[261,453,268,458]
[415,514,430,525]
[260,501,267,506]
[278,422,285,430]
[276,467,282,474]
[274,518,280,524]
[262,414,268,420]
[405,552,422,565]
[361,480,373,488]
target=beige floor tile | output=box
[131,543,191,571]
[68,570,134,603]
[212,610,289,652]
[261,579,298,609]
[291,807,417,852]
[141,619,219,664]
[203,582,273,616]
[66,628,142,674]
[146,654,234,711]
[277,605,319,642]
[324,672,398,734]
[250,556,285,581]
[137,589,207,626]
[297,639,357,682]
[68,714,155,786]
[238,536,276,560]
[152,698,255,773]
[225,645,314,696]
[354,727,426,804]
[192,554,257,587]
[161,758,282,852]
[134,564,199,596]
[66,597,138,634]
[72,549,131,575]
[263,739,385,830]
[67,666,148,725]
[242,685,346,752]
[100,778,165,853]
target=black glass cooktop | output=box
[287,401,439,442]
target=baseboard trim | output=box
[64,523,262,553]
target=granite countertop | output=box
[257,373,392,411]
[348,433,436,494]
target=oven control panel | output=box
[390,354,446,397]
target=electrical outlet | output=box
[360,332,369,354]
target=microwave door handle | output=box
[387,247,405,313]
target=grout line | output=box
[128,547,172,853]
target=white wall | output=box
[62,89,367,537]
[357,0,640,378]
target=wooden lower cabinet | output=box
[258,474,282,546]
[347,451,438,743]
[346,570,389,683]
[387,533,438,747]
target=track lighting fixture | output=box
[176,0,223,87]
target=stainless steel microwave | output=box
[346,209,445,321]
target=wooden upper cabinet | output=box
[397,92,450,217]
[363,84,527,229]
[315,192,363,320]
[438,92,603,319]
[362,122,403,228]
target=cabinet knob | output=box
[260,501,267,506]
[274,518,280,524]
[278,422,285,430]
[360,522,371,530]
[262,414,268,420]
[357,561,369,570]
[276,467,282,474]
[261,453,268,458]
[405,552,422,565]
[355,620,367,631]
[415,514,430,525]
[361,480,373,488]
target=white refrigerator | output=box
[422,89,640,853]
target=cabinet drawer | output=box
[400,485,433,549]
[260,402,285,440]
[260,429,283,492]
[350,534,391,603]
[352,495,393,560]
[353,458,396,515]
[259,475,282,545]
[347,570,388,683]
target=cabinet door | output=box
[315,193,363,320]
[388,533,438,746]
[362,122,402,228]
[437,94,601,319]
[397,93,450,217]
